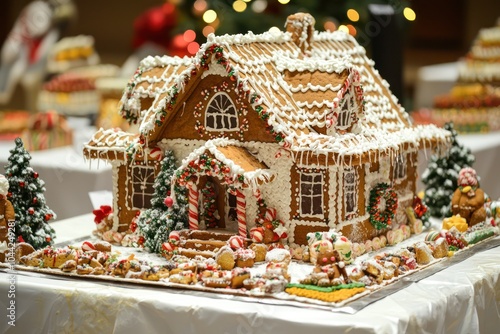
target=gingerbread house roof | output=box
[83,128,139,161]
[91,13,449,166]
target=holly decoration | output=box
[5,138,56,249]
[367,183,398,230]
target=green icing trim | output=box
[286,282,365,292]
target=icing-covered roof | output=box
[100,14,450,165]
[178,138,273,190]
[83,128,139,160]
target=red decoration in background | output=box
[132,4,178,53]
[18,235,25,243]
[33,172,39,178]
[28,207,34,215]
[44,213,52,221]
[19,181,25,187]
[412,196,427,219]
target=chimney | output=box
[285,13,315,54]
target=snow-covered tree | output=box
[422,123,475,217]
[5,138,56,248]
[136,151,187,253]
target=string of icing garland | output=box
[367,183,398,230]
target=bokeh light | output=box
[324,20,336,32]
[187,42,200,55]
[346,24,357,36]
[338,25,349,33]
[278,0,290,4]
[347,9,360,22]
[403,7,416,21]
[251,0,267,13]
[183,29,196,43]
[203,9,217,23]
[233,0,247,12]
[193,0,207,15]
[203,25,215,37]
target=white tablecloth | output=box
[1,214,500,334]
[0,141,112,220]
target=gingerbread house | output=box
[83,13,450,245]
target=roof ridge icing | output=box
[274,52,353,73]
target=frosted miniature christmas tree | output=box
[4,138,56,249]
[422,123,475,218]
[136,150,187,253]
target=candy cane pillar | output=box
[188,181,199,231]
[235,189,247,237]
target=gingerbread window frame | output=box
[299,171,324,217]
[393,153,407,182]
[205,92,239,131]
[131,164,155,209]
[343,167,358,220]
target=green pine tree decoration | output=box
[422,123,475,218]
[5,138,56,249]
[136,150,188,253]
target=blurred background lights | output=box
[203,9,217,23]
[193,0,207,15]
[202,25,215,37]
[346,24,357,36]
[347,9,360,22]
[403,7,416,21]
[183,29,196,42]
[187,41,200,55]
[338,25,349,33]
[278,0,290,4]
[233,0,247,12]
[324,20,336,32]
[251,0,267,13]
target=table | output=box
[0,137,112,220]
[1,214,500,334]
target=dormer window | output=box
[205,92,238,131]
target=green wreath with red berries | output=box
[367,183,398,230]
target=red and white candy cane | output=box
[265,208,277,222]
[188,181,199,231]
[235,189,247,237]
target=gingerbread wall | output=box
[116,159,162,232]
[157,74,276,144]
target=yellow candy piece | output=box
[442,215,468,232]
[461,186,471,193]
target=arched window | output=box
[336,88,357,131]
[205,92,238,131]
